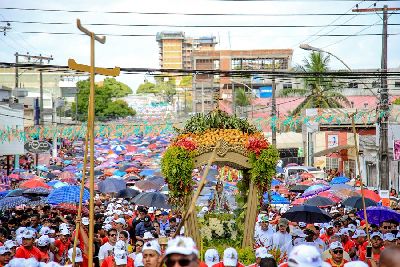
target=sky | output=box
[0,0,399,91]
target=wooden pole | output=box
[351,113,370,242]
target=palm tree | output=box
[281,52,350,116]
[235,88,251,117]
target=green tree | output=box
[103,78,132,97]
[73,79,136,121]
[179,76,192,87]
[235,88,251,117]
[136,81,158,94]
[155,81,176,103]
[393,98,400,105]
[281,52,350,116]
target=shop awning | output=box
[313,145,355,157]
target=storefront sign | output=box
[24,140,52,154]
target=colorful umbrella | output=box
[98,178,126,193]
[318,191,342,203]
[357,189,381,202]
[290,184,310,193]
[300,173,314,179]
[0,196,30,210]
[357,206,400,224]
[5,189,24,197]
[23,187,51,196]
[302,184,330,197]
[20,179,51,189]
[47,185,90,205]
[55,203,89,216]
[134,180,160,191]
[330,176,350,185]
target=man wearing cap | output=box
[322,235,351,262]
[0,246,11,267]
[271,218,292,255]
[325,241,348,267]
[142,240,161,267]
[340,228,356,257]
[383,233,397,247]
[352,230,368,258]
[98,228,118,266]
[320,224,334,244]
[136,216,155,241]
[14,229,44,261]
[278,244,328,267]
[359,232,385,266]
[36,235,52,263]
[4,240,17,258]
[254,215,274,249]
[101,248,134,267]
[212,247,245,267]
[248,247,272,267]
[54,228,71,264]
[67,247,84,267]
[204,249,219,267]
[159,211,170,232]
[164,236,200,267]
[114,218,127,233]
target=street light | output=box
[299,44,352,71]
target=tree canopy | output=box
[102,78,133,97]
[393,98,400,105]
[136,81,158,94]
[73,79,136,121]
[136,78,177,103]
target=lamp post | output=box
[299,44,352,71]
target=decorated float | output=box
[161,110,279,259]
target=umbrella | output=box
[47,185,90,205]
[330,176,350,185]
[357,189,381,202]
[20,179,51,189]
[0,196,30,210]
[271,179,282,187]
[111,145,126,152]
[8,173,20,180]
[357,206,400,225]
[23,187,51,196]
[48,165,63,170]
[304,196,335,207]
[146,177,165,187]
[6,189,24,197]
[282,205,332,223]
[134,180,160,191]
[116,188,140,198]
[290,184,310,193]
[342,196,378,209]
[55,203,89,216]
[113,170,127,177]
[139,169,155,177]
[0,191,9,199]
[132,192,170,208]
[292,198,306,205]
[98,178,126,193]
[60,171,75,180]
[36,165,48,172]
[46,173,57,179]
[302,184,330,197]
[27,196,48,206]
[263,193,290,205]
[318,191,342,203]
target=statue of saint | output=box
[208,181,230,212]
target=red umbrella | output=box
[358,189,381,202]
[20,179,51,189]
[9,174,21,180]
[55,203,89,215]
[300,180,314,186]
[318,191,342,203]
[148,143,157,150]
[125,167,139,173]
[127,145,138,152]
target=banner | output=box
[394,140,400,161]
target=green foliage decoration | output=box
[249,146,280,190]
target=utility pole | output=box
[271,58,277,147]
[353,5,399,190]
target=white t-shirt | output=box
[98,242,115,261]
[254,226,275,248]
[272,232,292,254]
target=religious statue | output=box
[208,181,230,212]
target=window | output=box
[395,81,400,88]
[326,157,339,170]
[343,160,356,178]
[283,83,292,89]
[348,82,358,89]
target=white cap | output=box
[4,240,17,249]
[39,227,54,236]
[370,232,383,239]
[22,229,35,239]
[60,228,70,236]
[115,240,127,251]
[115,210,123,216]
[82,217,90,226]
[223,247,238,267]
[298,222,307,228]
[384,233,397,241]
[59,223,69,231]
[339,228,350,236]
[143,231,155,241]
[347,224,357,232]
[291,228,307,238]
[148,207,154,213]
[330,208,339,214]
[104,216,114,224]
[165,236,199,256]
[16,235,23,245]
[16,227,26,236]
[288,244,325,267]
[134,253,144,267]
[352,230,367,239]
[255,247,272,259]
[204,249,219,267]
[7,258,38,267]
[293,237,305,246]
[0,246,11,255]
[114,249,128,265]
[102,224,113,231]
[344,261,368,267]
[68,247,83,263]
[201,207,209,213]
[114,218,126,225]
[329,241,343,250]
[125,210,134,216]
[142,240,161,255]
[37,235,50,247]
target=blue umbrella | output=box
[47,180,61,186]
[63,160,72,165]
[0,191,10,199]
[27,197,48,206]
[36,165,48,172]
[98,178,126,193]
[330,176,350,185]
[263,192,290,205]
[113,170,127,177]
[23,187,51,196]
[303,185,331,197]
[0,196,30,210]
[139,169,155,177]
[357,206,400,225]
[111,145,126,152]
[6,189,24,197]
[271,179,282,187]
[47,185,90,205]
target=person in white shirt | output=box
[254,215,275,249]
[271,218,292,255]
[98,228,118,266]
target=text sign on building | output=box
[259,86,272,98]
[394,140,400,161]
[327,135,339,148]
[24,140,52,154]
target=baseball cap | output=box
[384,233,396,241]
[142,240,161,255]
[143,231,155,241]
[81,217,90,226]
[291,228,307,238]
[102,224,113,231]
[68,247,83,263]
[339,228,350,236]
[223,247,238,267]
[352,230,367,239]
[115,210,123,216]
[104,216,113,224]
[204,249,220,267]
[278,218,289,227]
[155,210,162,216]
[16,227,26,236]
[329,241,343,250]
[161,211,169,216]
[148,207,154,213]
[37,235,50,247]
[255,247,272,259]
[114,249,128,265]
[0,246,11,255]
[347,224,357,232]
[298,222,307,228]
[134,252,144,267]
[39,227,54,236]
[260,215,269,223]
[114,218,126,225]
[4,240,17,249]
[115,240,127,251]
[370,232,383,239]
[344,261,368,267]
[59,223,69,231]
[288,244,326,267]
[60,228,70,236]
[22,229,35,239]
[165,236,199,256]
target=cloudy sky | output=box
[0,0,399,90]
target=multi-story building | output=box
[191,49,294,113]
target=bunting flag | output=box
[0,108,398,143]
